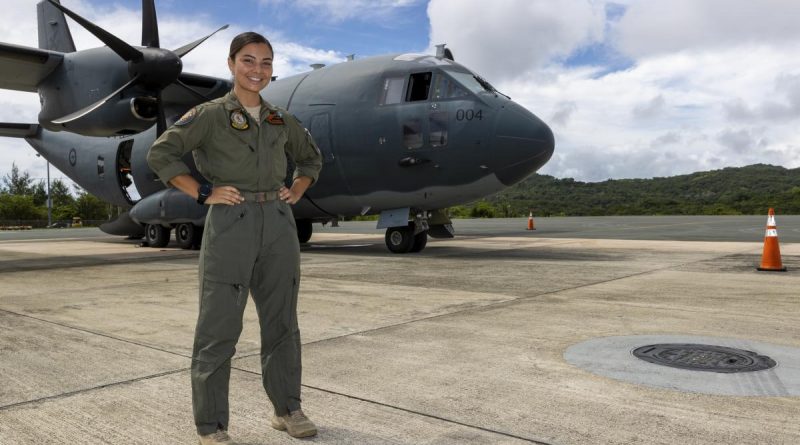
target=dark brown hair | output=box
[228,32,273,60]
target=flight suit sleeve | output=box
[146,106,211,186]
[284,114,323,187]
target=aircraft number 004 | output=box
[456,109,483,121]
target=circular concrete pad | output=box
[565,335,800,396]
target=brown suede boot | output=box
[198,429,237,445]
[270,409,318,438]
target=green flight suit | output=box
[146,91,322,435]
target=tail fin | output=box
[37,0,76,53]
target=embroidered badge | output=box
[266,110,285,125]
[175,107,197,126]
[230,110,249,130]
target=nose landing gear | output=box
[385,224,429,253]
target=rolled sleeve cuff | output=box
[154,161,191,186]
[293,167,319,187]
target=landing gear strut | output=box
[296,219,312,244]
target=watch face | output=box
[199,184,212,197]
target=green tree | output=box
[0,194,46,220]
[32,181,47,206]
[74,190,108,221]
[2,163,35,196]
[50,179,75,207]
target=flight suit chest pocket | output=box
[208,130,257,181]
[201,204,254,285]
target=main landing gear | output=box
[144,223,203,249]
[175,223,203,249]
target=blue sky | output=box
[1,0,799,185]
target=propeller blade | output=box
[175,78,212,102]
[47,0,143,61]
[173,24,229,58]
[52,75,141,125]
[141,0,160,48]
[156,91,167,136]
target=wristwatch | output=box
[197,183,213,205]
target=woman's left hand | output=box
[279,177,313,205]
[279,185,302,204]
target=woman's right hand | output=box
[205,186,244,205]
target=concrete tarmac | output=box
[0,217,798,444]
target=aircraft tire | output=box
[385,225,414,254]
[409,230,428,252]
[145,224,170,248]
[175,223,196,250]
[296,219,312,243]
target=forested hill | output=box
[460,164,800,217]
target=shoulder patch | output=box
[267,110,285,125]
[175,107,198,126]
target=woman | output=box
[147,32,322,444]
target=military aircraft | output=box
[0,0,554,253]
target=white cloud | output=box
[258,0,421,23]
[613,0,800,57]
[427,0,606,82]
[501,45,800,181]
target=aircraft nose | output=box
[491,101,555,186]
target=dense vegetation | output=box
[450,164,800,217]
[3,163,798,225]
[0,163,110,225]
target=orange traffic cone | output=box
[757,208,786,272]
[527,211,536,230]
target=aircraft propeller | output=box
[46,0,228,136]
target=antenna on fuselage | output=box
[435,43,454,61]
[310,63,325,70]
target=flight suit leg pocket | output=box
[201,204,254,285]
[275,200,297,231]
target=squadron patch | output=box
[175,107,197,126]
[266,110,285,125]
[230,110,249,131]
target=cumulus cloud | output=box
[550,101,577,127]
[427,0,606,82]
[259,0,421,23]
[613,0,800,57]
[632,95,665,119]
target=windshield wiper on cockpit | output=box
[474,75,510,99]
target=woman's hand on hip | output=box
[279,185,303,205]
[206,186,244,205]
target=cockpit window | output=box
[448,71,493,95]
[380,77,405,105]
[407,72,432,101]
[432,74,469,100]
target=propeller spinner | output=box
[47,0,228,136]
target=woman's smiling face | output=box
[228,42,273,96]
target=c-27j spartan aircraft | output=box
[0,0,554,253]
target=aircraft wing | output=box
[0,42,64,92]
[0,122,39,138]
[161,72,232,116]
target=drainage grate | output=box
[632,343,777,373]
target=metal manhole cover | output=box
[632,343,777,373]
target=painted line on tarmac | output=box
[0,367,189,412]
